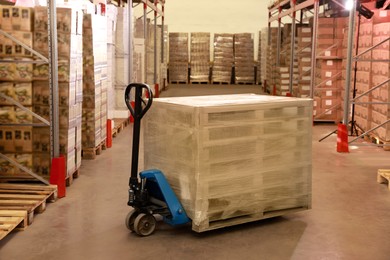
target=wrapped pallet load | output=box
[144,94,313,232]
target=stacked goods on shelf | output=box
[0,6,34,177]
[146,21,162,92]
[212,33,233,84]
[274,24,298,96]
[82,13,108,152]
[266,28,278,93]
[190,32,210,83]
[168,32,188,83]
[353,16,373,133]
[257,31,261,85]
[260,28,268,86]
[33,6,84,177]
[296,26,312,98]
[313,17,345,122]
[160,25,168,89]
[106,5,117,120]
[234,33,254,84]
[144,94,312,232]
[370,18,390,142]
[114,8,130,118]
[146,21,154,86]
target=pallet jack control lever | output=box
[124,83,153,206]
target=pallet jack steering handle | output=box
[124,83,153,187]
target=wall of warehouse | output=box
[134,0,270,60]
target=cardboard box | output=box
[0,82,15,105]
[0,128,14,152]
[14,153,33,174]
[0,153,15,174]
[11,7,33,32]
[0,106,15,123]
[1,6,12,31]
[14,83,32,106]
[14,127,32,152]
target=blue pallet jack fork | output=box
[124,83,190,236]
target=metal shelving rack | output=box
[128,0,165,95]
[268,0,390,149]
[0,0,59,185]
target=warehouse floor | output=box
[1,84,390,260]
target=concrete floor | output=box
[1,84,390,260]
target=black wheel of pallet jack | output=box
[125,209,139,232]
[134,213,157,236]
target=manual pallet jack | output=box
[124,83,190,236]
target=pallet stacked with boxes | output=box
[34,6,84,177]
[106,5,117,120]
[260,28,268,86]
[370,15,390,142]
[82,13,108,159]
[296,26,312,98]
[266,28,278,93]
[257,31,262,85]
[168,32,188,84]
[0,6,34,178]
[144,94,313,232]
[190,32,210,84]
[275,24,298,96]
[212,33,233,84]
[313,17,345,122]
[234,33,254,84]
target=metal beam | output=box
[47,0,59,159]
[342,0,357,125]
[309,0,319,98]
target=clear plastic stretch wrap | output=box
[144,94,313,232]
[190,32,210,82]
[234,33,255,84]
[169,32,189,83]
[212,33,234,83]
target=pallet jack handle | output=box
[124,83,153,188]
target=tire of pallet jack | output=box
[125,209,139,232]
[134,213,157,236]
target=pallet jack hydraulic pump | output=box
[124,83,190,236]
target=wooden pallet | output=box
[0,210,28,240]
[66,169,80,187]
[377,169,390,190]
[190,81,209,84]
[0,183,57,239]
[211,81,230,85]
[169,81,188,84]
[236,82,255,85]
[82,139,107,160]
[193,206,308,232]
[356,130,390,151]
[112,118,130,138]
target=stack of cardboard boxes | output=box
[260,28,268,86]
[190,32,210,83]
[33,6,84,177]
[82,13,108,151]
[0,6,34,177]
[234,33,254,84]
[296,26,312,98]
[0,6,84,179]
[353,16,373,132]
[313,17,345,122]
[212,33,234,84]
[266,28,278,93]
[370,17,390,141]
[168,32,188,83]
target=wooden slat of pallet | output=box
[82,140,106,160]
[0,210,28,240]
[377,169,390,190]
